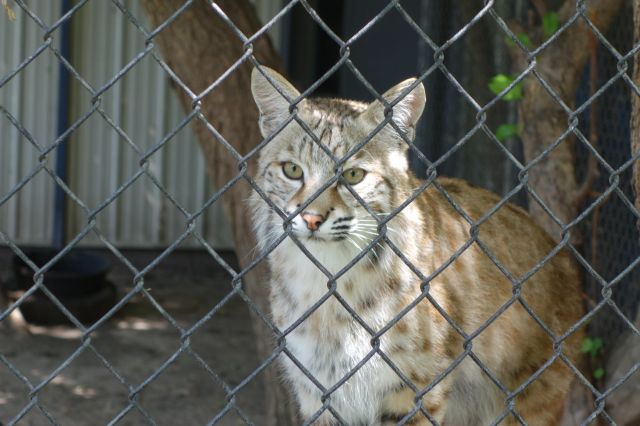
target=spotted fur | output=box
[248,67,583,426]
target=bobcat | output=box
[249,66,583,425]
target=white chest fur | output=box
[269,239,400,424]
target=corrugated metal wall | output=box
[1,1,283,249]
[0,1,61,246]
[65,0,234,248]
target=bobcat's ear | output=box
[362,78,426,140]
[251,67,301,137]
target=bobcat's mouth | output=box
[297,231,338,242]
[289,214,386,244]
[291,227,349,244]
[291,226,331,242]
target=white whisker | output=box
[353,229,380,237]
[354,224,397,235]
[354,233,385,251]
[350,232,382,260]
[344,235,362,251]
[345,235,376,267]
[355,219,398,234]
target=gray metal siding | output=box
[0,0,295,249]
[0,1,60,246]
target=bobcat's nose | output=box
[301,212,324,231]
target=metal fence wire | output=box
[575,1,640,351]
[1,0,640,425]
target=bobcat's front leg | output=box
[380,381,450,425]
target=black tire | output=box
[7,282,118,326]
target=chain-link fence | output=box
[575,0,640,353]
[1,0,639,425]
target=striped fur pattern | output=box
[248,67,583,425]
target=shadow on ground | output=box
[0,248,267,425]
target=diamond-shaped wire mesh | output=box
[1,0,639,425]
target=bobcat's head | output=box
[249,67,426,257]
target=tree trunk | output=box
[515,0,624,241]
[139,1,297,424]
[512,2,623,425]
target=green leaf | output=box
[590,337,603,357]
[489,74,511,94]
[543,12,560,39]
[593,367,605,379]
[505,33,532,48]
[503,85,522,101]
[518,33,532,48]
[581,336,604,358]
[488,74,522,101]
[495,124,519,142]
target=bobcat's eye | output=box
[282,162,303,180]
[342,168,366,185]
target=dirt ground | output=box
[0,248,268,425]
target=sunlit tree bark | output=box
[140,1,297,424]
